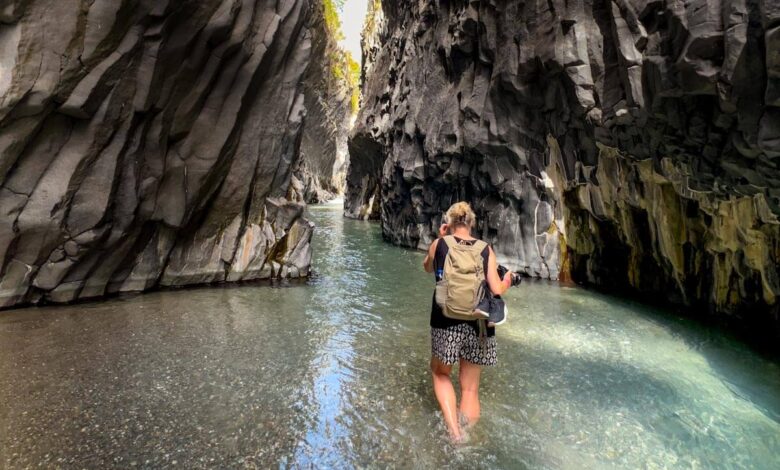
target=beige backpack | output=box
[435,235,488,320]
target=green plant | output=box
[323,0,346,41]
[321,0,362,115]
[347,53,360,113]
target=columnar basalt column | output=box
[347,0,780,337]
[0,0,326,307]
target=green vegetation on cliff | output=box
[323,0,345,41]
[348,55,360,113]
[322,0,360,114]
[362,0,382,44]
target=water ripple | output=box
[0,203,778,468]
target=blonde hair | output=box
[445,201,476,229]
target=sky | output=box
[337,0,369,65]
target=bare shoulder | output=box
[485,243,496,259]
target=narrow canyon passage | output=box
[1,202,778,469]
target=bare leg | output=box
[430,356,461,440]
[458,358,482,426]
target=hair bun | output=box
[445,201,476,228]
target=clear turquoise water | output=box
[0,200,778,469]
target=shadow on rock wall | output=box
[346,0,780,337]
[0,0,322,307]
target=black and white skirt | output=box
[431,323,497,366]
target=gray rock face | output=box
[0,0,321,307]
[295,2,356,204]
[348,0,780,335]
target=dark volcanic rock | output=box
[348,0,780,336]
[0,0,321,307]
[295,1,357,204]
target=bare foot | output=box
[446,422,463,443]
[449,431,464,444]
[459,411,478,430]
[449,428,471,445]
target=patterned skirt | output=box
[431,323,497,366]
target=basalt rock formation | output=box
[347,0,780,336]
[295,1,356,203]
[0,0,323,307]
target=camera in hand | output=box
[497,265,522,287]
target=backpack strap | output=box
[472,240,487,279]
[472,239,488,253]
[442,235,457,249]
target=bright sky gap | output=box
[337,0,369,65]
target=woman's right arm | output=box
[423,238,439,273]
[486,246,512,295]
[423,224,449,273]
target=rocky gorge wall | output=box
[0,0,329,307]
[295,0,358,203]
[347,0,780,336]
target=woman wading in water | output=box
[423,202,513,441]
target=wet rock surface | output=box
[0,0,321,307]
[347,0,780,336]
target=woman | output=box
[422,201,512,442]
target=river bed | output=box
[1,201,778,469]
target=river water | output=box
[0,201,779,469]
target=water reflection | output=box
[0,201,778,469]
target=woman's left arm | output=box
[486,246,512,295]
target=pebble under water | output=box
[1,201,779,469]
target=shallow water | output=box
[1,201,779,469]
